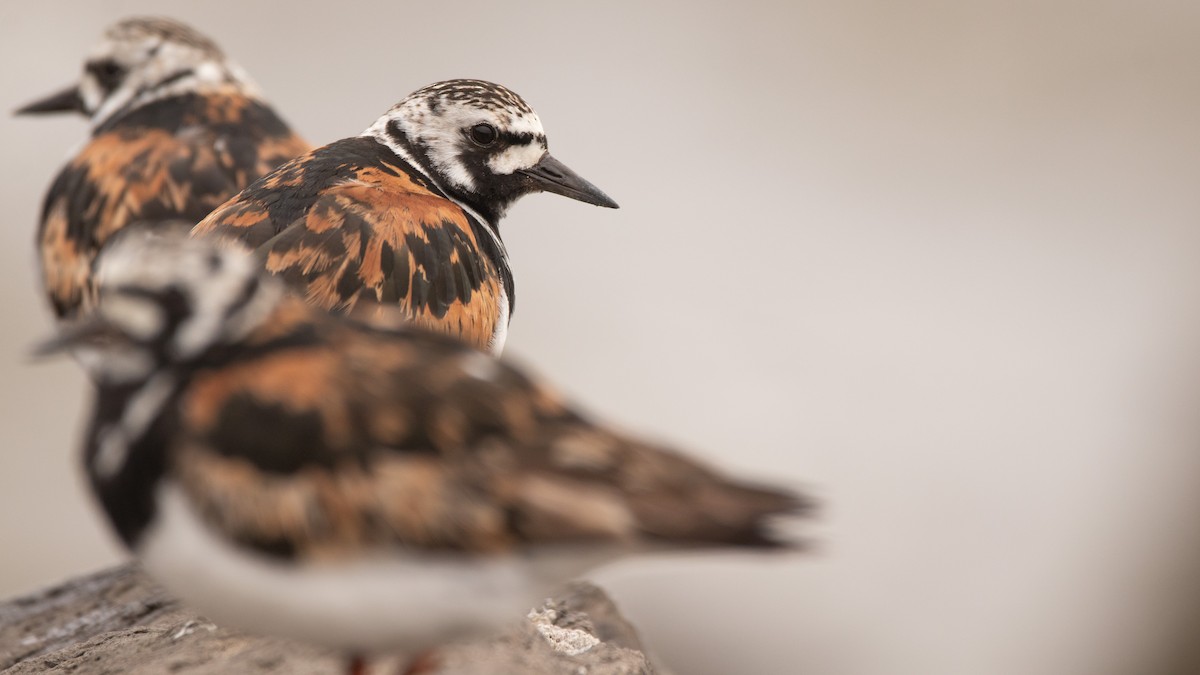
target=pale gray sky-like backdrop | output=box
[3,2,1200,674]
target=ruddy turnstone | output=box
[39,232,809,672]
[193,79,618,354]
[19,16,309,318]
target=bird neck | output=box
[85,373,180,550]
[92,77,260,134]
[363,119,511,232]
[92,86,267,136]
[361,129,516,313]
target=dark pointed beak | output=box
[15,84,85,116]
[518,154,619,209]
[30,317,115,358]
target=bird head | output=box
[34,231,283,383]
[15,17,259,128]
[367,79,617,225]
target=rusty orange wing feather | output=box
[171,304,810,561]
[37,100,308,317]
[197,161,505,351]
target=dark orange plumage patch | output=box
[186,348,354,448]
[153,298,809,561]
[193,137,508,352]
[38,199,91,315]
[35,91,309,318]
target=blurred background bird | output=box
[38,231,809,673]
[19,16,309,319]
[193,79,618,354]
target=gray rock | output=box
[0,564,661,674]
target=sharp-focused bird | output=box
[19,16,309,318]
[193,79,618,354]
[40,232,809,672]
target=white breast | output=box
[137,486,612,653]
[488,285,510,354]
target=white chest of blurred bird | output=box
[38,232,809,671]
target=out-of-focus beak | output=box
[15,84,85,116]
[518,154,619,209]
[30,316,114,358]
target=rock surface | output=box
[0,564,660,674]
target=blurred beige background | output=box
[3,1,1200,674]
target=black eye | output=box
[468,123,498,146]
[87,59,125,91]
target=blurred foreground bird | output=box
[194,78,618,354]
[18,16,309,318]
[38,232,810,673]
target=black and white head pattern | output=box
[79,17,259,127]
[76,232,282,383]
[366,79,550,222]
